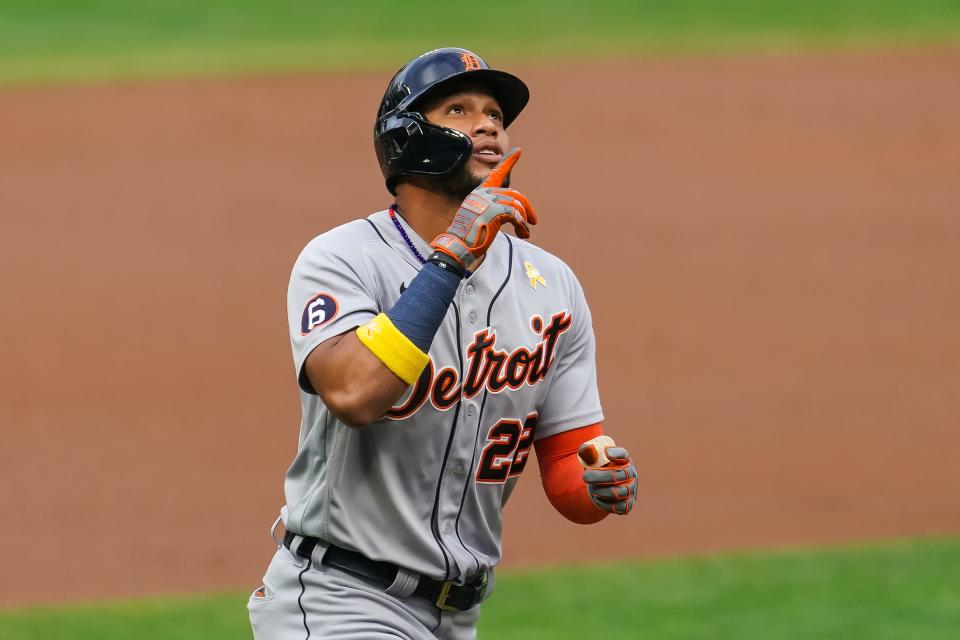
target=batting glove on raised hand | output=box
[431,148,537,270]
[581,447,638,515]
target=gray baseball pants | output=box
[248,543,481,640]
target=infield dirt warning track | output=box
[2,50,959,605]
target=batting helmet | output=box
[374,47,529,194]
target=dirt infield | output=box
[2,50,959,606]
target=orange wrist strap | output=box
[534,423,608,525]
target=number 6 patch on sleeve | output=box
[300,293,339,335]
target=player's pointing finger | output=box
[481,147,522,188]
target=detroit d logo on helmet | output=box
[460,52,482,71]
[300,293,339,335]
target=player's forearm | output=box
[535,425,610,525]
[305,332,409,427]
[542,458,609,525]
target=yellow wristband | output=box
[355,313,430,386]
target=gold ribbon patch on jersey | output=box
[524,261,546,289]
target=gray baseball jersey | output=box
[282,208,603,583]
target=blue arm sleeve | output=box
[385,261,462,352]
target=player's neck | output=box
[393,186,459,245]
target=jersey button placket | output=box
[464,281,479,324]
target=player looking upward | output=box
[249,47,638,640]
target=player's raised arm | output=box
[303,149,534,427]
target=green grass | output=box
[2,538,959,639]
[1,1,960,86]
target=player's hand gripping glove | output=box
[430,148,537,270]
[580,445,638,515]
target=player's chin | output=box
[467,157,497,181]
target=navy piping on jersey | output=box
[367,216,456,577]
[486,236,515,327]
[338,308,380,323]
[297,558,313,639]
[364,217,390,246]
[454,236,515,576]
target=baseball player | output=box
[248,47,638,640]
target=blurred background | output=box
[2,1,959,638]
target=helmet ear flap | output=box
[375,114,414,167]
[382,126,410,161]
[375,112,472,194]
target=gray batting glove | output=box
[581,447,638,515]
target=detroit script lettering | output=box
[386,311,573,419]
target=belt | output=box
[282,531,487,612]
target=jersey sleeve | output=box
[535,270,604,439]
[287,227,380,394]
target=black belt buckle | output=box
[435,571,488,612]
